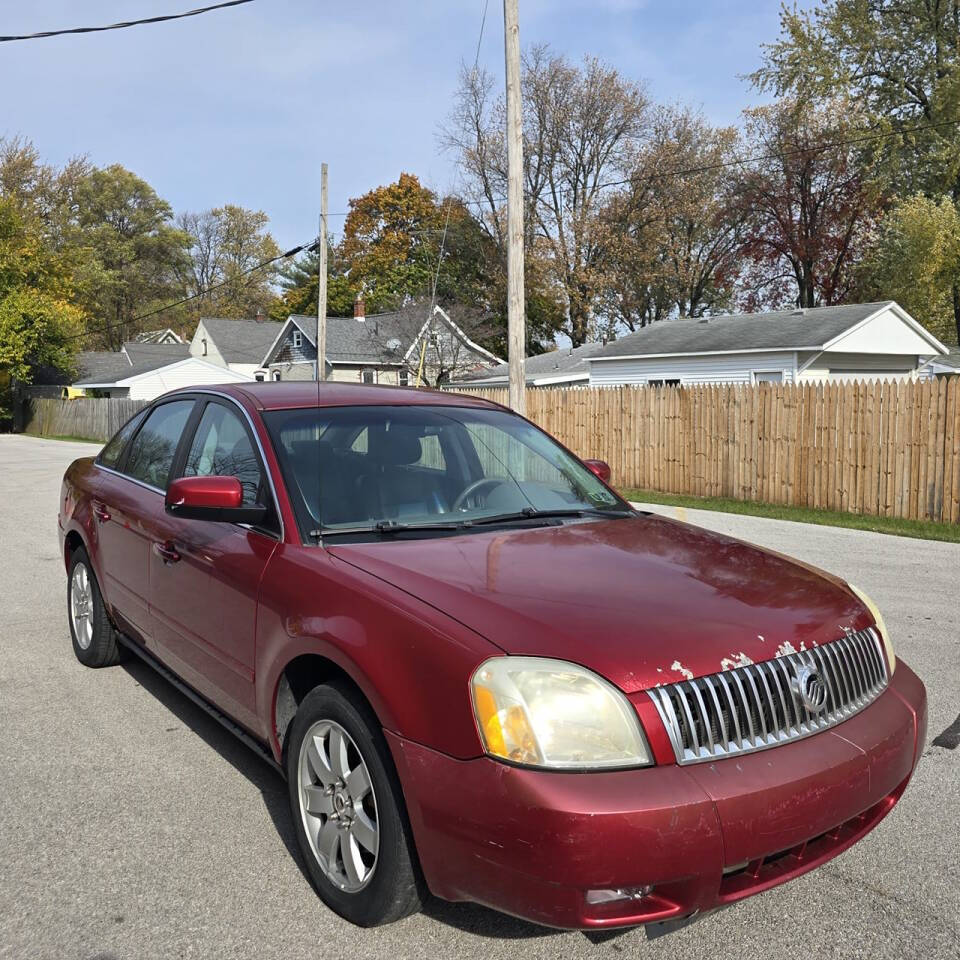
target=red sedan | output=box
[58,383,926,931]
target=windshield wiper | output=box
[467,506,634,526]
[311,507,634,540]
[312,519,467,539]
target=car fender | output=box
[255,546,500,764]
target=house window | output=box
[272,370,282,381]
[361,369,376,384]
[399,369,409,387]
[753,371,783,384]
[647,379,680,387]
[255,372,265,382]
[292,329,303,349]
[201,337,208,357]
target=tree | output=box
[340,173,497,312]
[0,199,84,420]
[751,0,960,199]
[445,48,651,346]
[598,107,745,332]
[177,205,281,321]
[752,0,960,335]
[856,193,960,343]
[733,98,884,309]
[270,240,355,321]
[70,165,191,349]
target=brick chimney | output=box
[354,292,366,321]
[255,308,265,323]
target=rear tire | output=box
[286,682,424,926]
[67,547,125,668]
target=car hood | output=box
[327,514,871,693]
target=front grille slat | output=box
[703,676,728,750]
[741,666,768,742]
[773,657,802,731]
[648,629,889,765]
[715,672,742,748]
[839,637,867,703]
[824,640,853,708]
[688,681,715,753]
[728,669,756,743]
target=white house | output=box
[452,340,605,389]
[74,356,254,400]
[587,302,949,387]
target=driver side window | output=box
[183,403,264,506]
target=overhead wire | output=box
[0,1,255,43]
[65,238,319,345]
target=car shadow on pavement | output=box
[119,656,635,945]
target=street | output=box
[1,435,958,960]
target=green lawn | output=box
[621,488,960,544]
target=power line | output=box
[426,0,491,335]
[0,1,255,43]
[67,237,318,345]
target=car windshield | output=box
[263,404,629,539]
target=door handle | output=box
[153,540,181,564]
[93,504,111,524]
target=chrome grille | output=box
[648,629,889,765]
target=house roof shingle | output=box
[288,314,410,364]
[73,345,189,386]
[590,302,899,360]
[122,341,190,366]
[457,340,605,385]
[200,316,283,364]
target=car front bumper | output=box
[387,661,926,929]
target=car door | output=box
[92,401,194,644]
[148,396,280,731]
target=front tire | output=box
[67,547,124,667]
[286,683,424,926]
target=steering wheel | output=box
[452,478,510,512]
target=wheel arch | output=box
[63,529,86,571]
[270,649,391,764]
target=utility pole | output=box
[503,0,526,415]
[316,162,328,381]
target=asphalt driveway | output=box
[1,435,958,960]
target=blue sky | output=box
[0,1,794,248]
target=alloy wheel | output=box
[297,720,380,893]
[70,562,94,650]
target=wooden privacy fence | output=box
[452,379,960,525]
[18,382,960,524]
[24,397,147,443]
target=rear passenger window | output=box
[98,409,147,468]
[183,403,263,506]
[123,401,194,489]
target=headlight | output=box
[470,656,652,769]
[848,583,895,674]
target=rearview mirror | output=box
[166,476,268,524]
[583,459,612,484]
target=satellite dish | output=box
[386,338,402,351]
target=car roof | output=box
[168,381,507,413]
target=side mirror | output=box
[165,476,268,524]
[583,459,612,484]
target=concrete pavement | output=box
[1,435,957,960]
